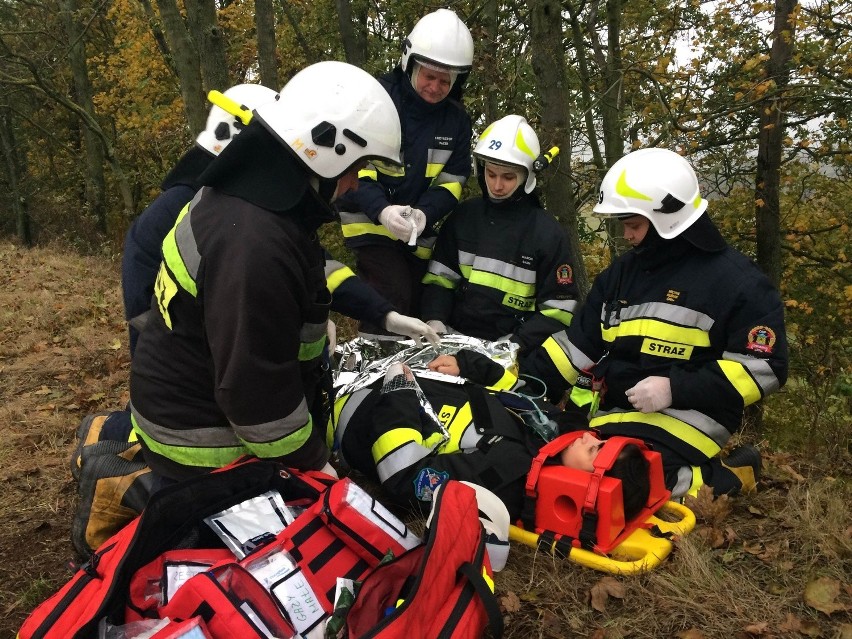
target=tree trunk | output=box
[135,0,177,77]
[336,0,367,68]
[480,0,499,123]
[255,0,279,88]
[529,0,590,298]
[155,0,207,134]
[755,0,797,287]
[186,0,230,92]
[60,0,107,233]
[0,108,31,246]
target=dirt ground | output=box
[1,240,850,638]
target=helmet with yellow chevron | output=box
[196,84,278,156]
[473,115,541,194]
[593,148,708,239]
[253,61,402,180]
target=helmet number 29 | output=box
[488,140,502,150]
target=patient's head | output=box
[559,433,651,521]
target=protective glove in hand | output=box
[319,461,339,479]
[378,205,413,241]
[383,311,441,347]
[426,319,448,335]
[408,208,427,244]
[625,376,672,413]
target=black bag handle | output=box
[458,562,504,638]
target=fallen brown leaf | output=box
[499,590,521,613]
[804,576,847,615]
[676,629,706,639]
[590,576,626,612]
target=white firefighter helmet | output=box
[196,83,278,156]
[593,148,708,239]
[473,115,541,194]
[400,9,474,79]
[253,61,402,180]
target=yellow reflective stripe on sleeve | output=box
[153,263,178,330]
[590,410,721,458]
[358,169,378,180]
[372,427,424,464]
[326,264,355,293]
[341,222,397,240]
[541,308,574,326]
[717,359,762,405]
[470,270,536,298]
[686,466,704,497]
[160,204,197,297]
[491,368,517,391]
[437,181,463,200]
[422,273,456,289]
[425,162,442,179]
[441,403,473,453]
[131,418,245,468]
[542,336,580,385]
[413,245,432,260]
[299,337,326,362]
[601,319,711,347]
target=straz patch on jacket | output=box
[556,264,574,285]
[640,338,693,360]
[413,468,449,502]
[502,292,534,310]
[746,325,776,353]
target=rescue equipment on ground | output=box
[514,432,695,574]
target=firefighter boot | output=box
[720,445,762,494]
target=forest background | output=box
[0,0,850,637]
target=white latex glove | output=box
[625,376,673,413]
[378,205,413,241]
[326,319,337,353]
[407,208,427,246]
[319,461,339,479]
[426,319,448,335]
[383,310,441,347]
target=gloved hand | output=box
[326,319,337,353]
[378,205,413,242]
[319,461,339,479]
[408,208,427,244]
[426,319,448,334]
[383,310,441,347]
[625,376,672,413]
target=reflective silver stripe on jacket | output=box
[602,301,715,330]
[540,298,579,313]
[175,189,206,280]
[130,401,240,446]
[375,441,433,483]
[470,256,537,285]
[427,148,453,167]
[722,351,781,394]
[233,398,310,444]
[426,260,461,283]
[550,331,596,372]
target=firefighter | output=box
[122,84,278,356]
[122,85,436,360]
[129,61,406,483]
[525,148,788,497]
[421,115,579,363]
[335,9,474,334]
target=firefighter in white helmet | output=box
[526,148,788,498]
[335,9,475,337]
[122,83,278,355]
[129,62,415,484]
[422,114,579,394]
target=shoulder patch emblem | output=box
[746,326,776,354]
[413,467,449,502]
[665,289,681,302]
[556,264,573,285]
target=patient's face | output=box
[560,432,604,472]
